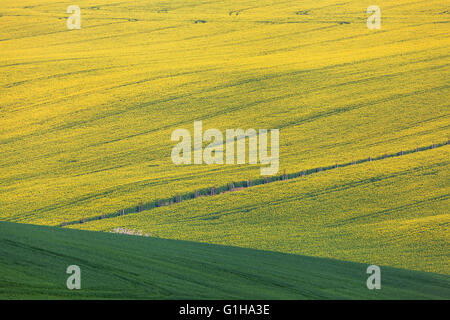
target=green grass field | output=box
[1,221,449,299]
[0,0,448,299]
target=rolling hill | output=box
[0,0,448,225]
[0,0,448,299]
[1,221,449,299]
[69,145,450,274]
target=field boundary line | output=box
[61,140,449,227]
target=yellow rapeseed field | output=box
[70,147,450,274]
[0,0,448,273]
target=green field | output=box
[1,221,449,299]
[0,0,449,299]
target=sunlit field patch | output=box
[69,147,450,274]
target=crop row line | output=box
[61,140,449,227]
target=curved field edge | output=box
[0,221,449,300]
[69,147,450,275]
